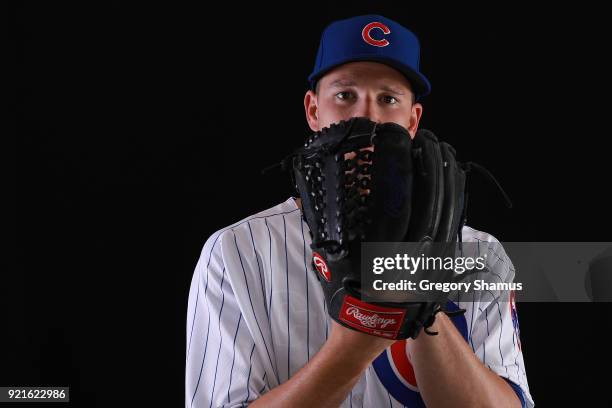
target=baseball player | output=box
[186,15,533,407]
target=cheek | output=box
[381,109,413,130]
[317,99,352,128]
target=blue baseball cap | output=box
[308,15,431,98]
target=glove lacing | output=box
[339,149,373,243]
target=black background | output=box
[10,1,612,406]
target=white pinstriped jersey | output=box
[185,197,534,407]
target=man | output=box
[186,15,533,407]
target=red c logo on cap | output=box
[362,22,391,47]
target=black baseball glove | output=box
[289,117,489,339]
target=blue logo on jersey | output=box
[372,302,469,406]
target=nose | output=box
[352,95,380,123]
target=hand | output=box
[326,321,396,368]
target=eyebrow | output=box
[329,79,357,88]
[379,85,405,96]
[328,79,405,95]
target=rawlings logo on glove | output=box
[313,251,331,282]
[340,295,406,338]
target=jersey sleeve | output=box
[185,229,272,408]
[462,235,535,408]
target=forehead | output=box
[319,61,412,90]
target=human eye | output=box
[380,95,399,105]
[335,91,355,101]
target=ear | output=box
[304,90,319,131]
[407,102,423,139]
